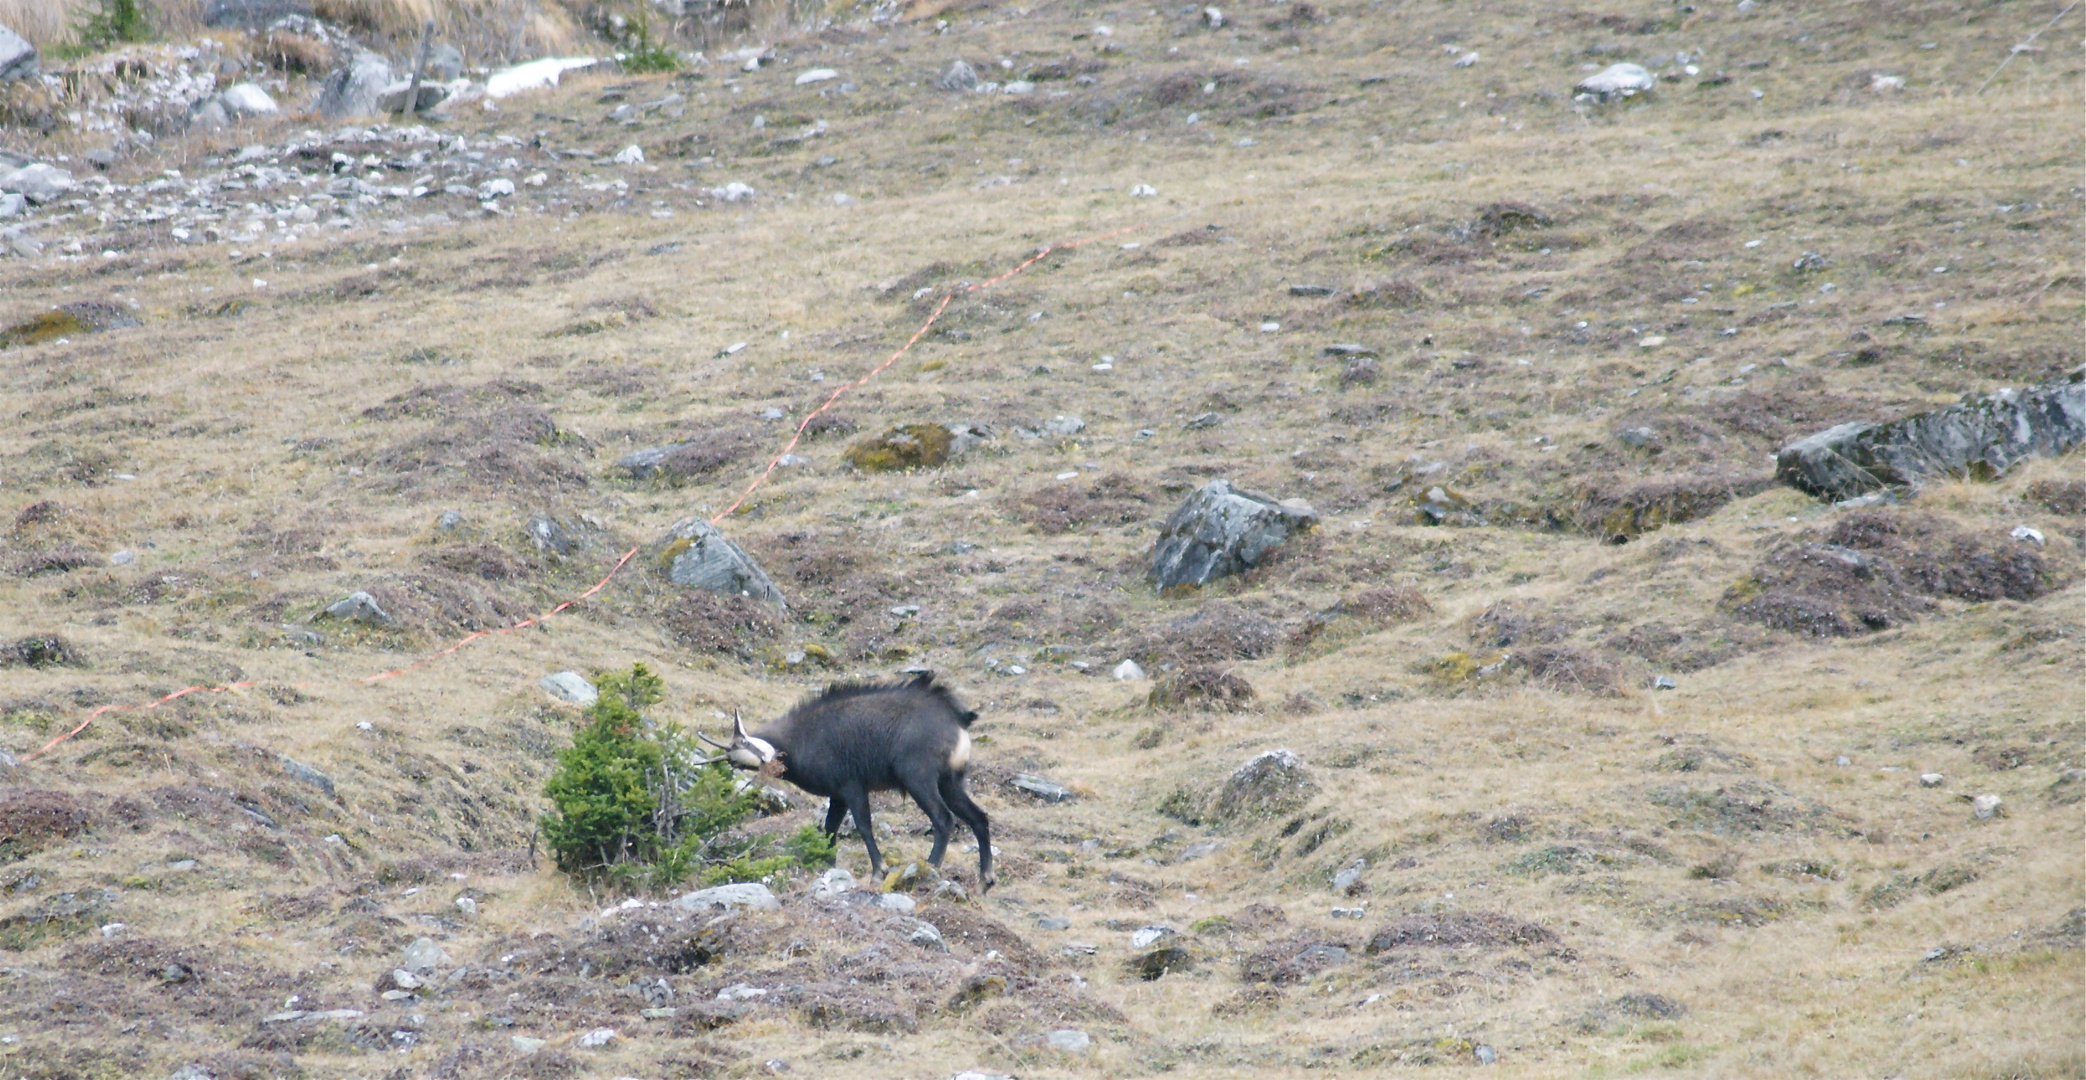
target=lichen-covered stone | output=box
[1208,748,1316,823]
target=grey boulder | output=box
[1576,63,1656,102]
[0,23,36,82]
[318,51,395,119]
[540,671,598,707]
[426,44,465,82]
[324,591,392,624]
[654,517,786,606]
[1148,479,1317,589]
[938,59,979,91]
[1777,370,2085,502]
[377,79,450,114]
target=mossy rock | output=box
[0,311,91,348]
[845,424,954,472]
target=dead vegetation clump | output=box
[1729,510,2059,637]
[1289,585,1431,653]
[2025,477,2086,516]
[1127,600,1284,665]
[1344,279,1425,309]
[1576,472,1773,542]
[616,426,765,483]
[2,634,85,668]
[1517,645,1624,695]
[1475,201,1553,237]
[354,572,536,634]
[1147,665,1257,711]
[661,591,781,659]
[1239,934,1352,984]
[1011,474,1151,534]
[1605,619,1760,673]
[361,381,587,494]
[1364,911,1557,952]
[423,543,532,582]
[0,789,96,859]
[1647,780,1839,836]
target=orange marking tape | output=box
[17,224,1139,764]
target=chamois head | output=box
[697,712,777,771]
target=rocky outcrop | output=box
[1777,370,2085,502]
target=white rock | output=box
[401,937,449,973]
[477,177,516,200]
[0,192,21,217]
[1576,63,1656,100]
[671,882,780,912]
[795,68,839,85]
[2011,525,2045,545]
[540,671,598,706]
[391,968,422,990]
[711,181,756,202]
[455,896,478,915]
[1003,80,1035,94]
[486,57,597,98]
[1453,51,1480,68]
[1919,773,1945,787]
[875,893,917,913]
[1130,925,1175,948]
[511,1035,547,1053]
[1971,794,2003,819]
[1113,659,1146,681]
[1202,6,1223,27]
[577,1027,618,1048]
[612,144,645,164]
[325,590,392,624]
[218,82,279,116]
[1130,183,1158,197]
[716,983,768,1000]
[831,192,854,206]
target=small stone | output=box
[875,893,917,913]
[381,989,415,1001]
[1970,794,2003,819]
[711,181,756,202]
[1919,773,1945,787]
[1130,925,1176,948]
[511,1035,547,1053]
[324,591,392,624]
[477,178,515,200]
[612,144,645,164]
[1044,414,1086,435]
[795,68,839,85]
[1,163,76,204]
[110,550,135,566]
[1617,426,1657,448]
[938,59,979,91]
[2011,525,2045,545]
[456,897,477,915]
[1837,755,1852,767]
[951,1073,1015,1080]
[1130,183,1158,198]
[1176,839,1223,862]
[1036,915,1071,930]
[1202,6,1223,27]
[716,983,768,1000]
[812,866,857,900]
[401,937,449,973]
[577,1027,618,1048]
[1331,858,1367,891]
[931,880,970,902]
[1045,1029,1091,1053]
[641,1007,677,1019]
[1475,1044,1497,1065]
[540,671,598,707]
[907,919,949,951]
[1210,748,1316,823]
[671,882,780,912]
[1010,774,1075,803]
[1452,51,1480,68]
[1650,675,1678,691]
[1113,659,1146,680]
[435,510,463,531]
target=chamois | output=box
[701,674,994,890]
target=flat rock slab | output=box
[672,882,780,912]
[1777,371,2085,502]
[1149,479,1317,589]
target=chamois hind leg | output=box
[941,772,994,891]
[839,784,885,882]
[901,764,958,870]
[822,797,849,839]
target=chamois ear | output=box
[733,711,749,741]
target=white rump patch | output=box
[947,728,972,771]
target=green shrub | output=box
[540,664,829,892]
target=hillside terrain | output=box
[0,0,2080,1078]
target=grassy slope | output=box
[0,0,2079,1077]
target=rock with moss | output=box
[1777,369,2085,502]
[653,517,785,607]
[1208,748,1316,823]
[844,422,989,471]
[1149,479,1317,589]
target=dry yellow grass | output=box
[0,0,2078,1076]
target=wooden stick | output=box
[401,18,435,115]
